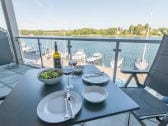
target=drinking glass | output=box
[69,60,77,78]
[63,68,73,90]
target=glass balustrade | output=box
[17,37,160,86]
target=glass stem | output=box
[68,75,70,89]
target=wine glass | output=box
[69,60,77,78]
[69,60,77,68]
[63,68,73,90]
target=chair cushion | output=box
[121,87,168,119]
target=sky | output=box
[1,0,168,30]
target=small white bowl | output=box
[82,86,108,103]
[73,65,84,74]
[38,68,63,85]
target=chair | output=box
[120,35,168,126]
[0,28,13,66]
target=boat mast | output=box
[142,43,147,62]
[142,15,151,62]
[63,30,67,53]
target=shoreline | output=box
[19,34,162,38]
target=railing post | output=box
[67,40,72,60]
[113,41,121,83]
[37,39,44,68]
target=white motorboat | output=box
[87,53,102,63]
[72,49,86,61]
[22,46,32,53]
[21,41,32,53]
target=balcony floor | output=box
[0,64,160,126]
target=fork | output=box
[64,92,70,119]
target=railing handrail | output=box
[16,36,161,43]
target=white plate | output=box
[82,86,108,103]
[82,73,109,84]
[37,90,82,123]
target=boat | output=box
[134,20,150,70]
[72,49,86,61]
[134,13,152,70]
[87,53,102,64]
[134,43,149,70]
[111,56,124,69]
[22,46,32,53]
[21,41,32,53]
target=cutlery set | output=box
[64,91,75,119]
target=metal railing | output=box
[15,36,161,83]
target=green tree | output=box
[150,29,160,35]
[159,27,168,34]
[105,28,117,35]
[128,25,134,34]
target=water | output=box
[21,37,161,68]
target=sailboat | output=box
[111,56,124,69]
[134,43,149,70]
[135,24,150,70]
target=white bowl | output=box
[82,86,108,103]
[38,68,63,85]
[73,65,84,74]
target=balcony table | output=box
[0,65,139,126]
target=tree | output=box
[159,27,168,35]
[19,24,168,37]
[105,28,117,35]
[122,30,128,35]
[129,25,134,34]
[150,29,160,35]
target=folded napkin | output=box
[82,72,109,84]
[84,73,104,78]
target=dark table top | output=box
[0,65,139,126]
